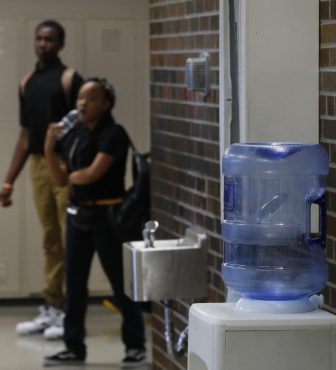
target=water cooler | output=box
[188,143,336,370]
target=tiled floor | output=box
[0,303,152,370]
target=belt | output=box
[79,198,123,206]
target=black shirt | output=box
[20,57,83,154]
[59,113,130,201]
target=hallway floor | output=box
[0,303,152,370]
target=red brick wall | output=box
[149,0,221,369]
[320,0,336,314]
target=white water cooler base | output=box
[188,303,336,370]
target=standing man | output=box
[0,20,83,339]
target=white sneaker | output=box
[43,312,64,340]
[16,305,63,336]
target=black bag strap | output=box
[124,127,150,157]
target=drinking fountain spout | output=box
[143,220,159,248]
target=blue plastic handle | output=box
[305,191,326,249]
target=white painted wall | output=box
[220,0,319,149]
[240,0,319,143]
[0,0,149,298]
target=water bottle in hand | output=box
[57,109,79,137]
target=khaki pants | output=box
[30,155,69,309]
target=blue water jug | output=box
[222,143,329,301]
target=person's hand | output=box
[45,122,63,153]
[0,183,13,207]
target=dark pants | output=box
[63,212,145,357]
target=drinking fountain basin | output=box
[123,226,207,301]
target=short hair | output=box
[36,20,65,45]
[86,77,116,109]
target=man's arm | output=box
[0,127,30,207]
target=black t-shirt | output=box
[20,57,83,154]
[58,113,129,201]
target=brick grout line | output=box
[149,0,199,6]
[320,67,336,71]
[151,113,219,125]
[151,132,220,144]
[151,177,220,197]
[151,202,220,224]
[150,49,219,55]
[320,44,336,49]
[149,12,219,22]
[151,31,218,38]
[151,185,220,204]
[320,19,336,25]
[320,92,336,96]
[151,97,219,108]
[150,65,219,70]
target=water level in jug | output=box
[222,242,328,300]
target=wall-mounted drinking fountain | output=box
[123,222,208,302]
